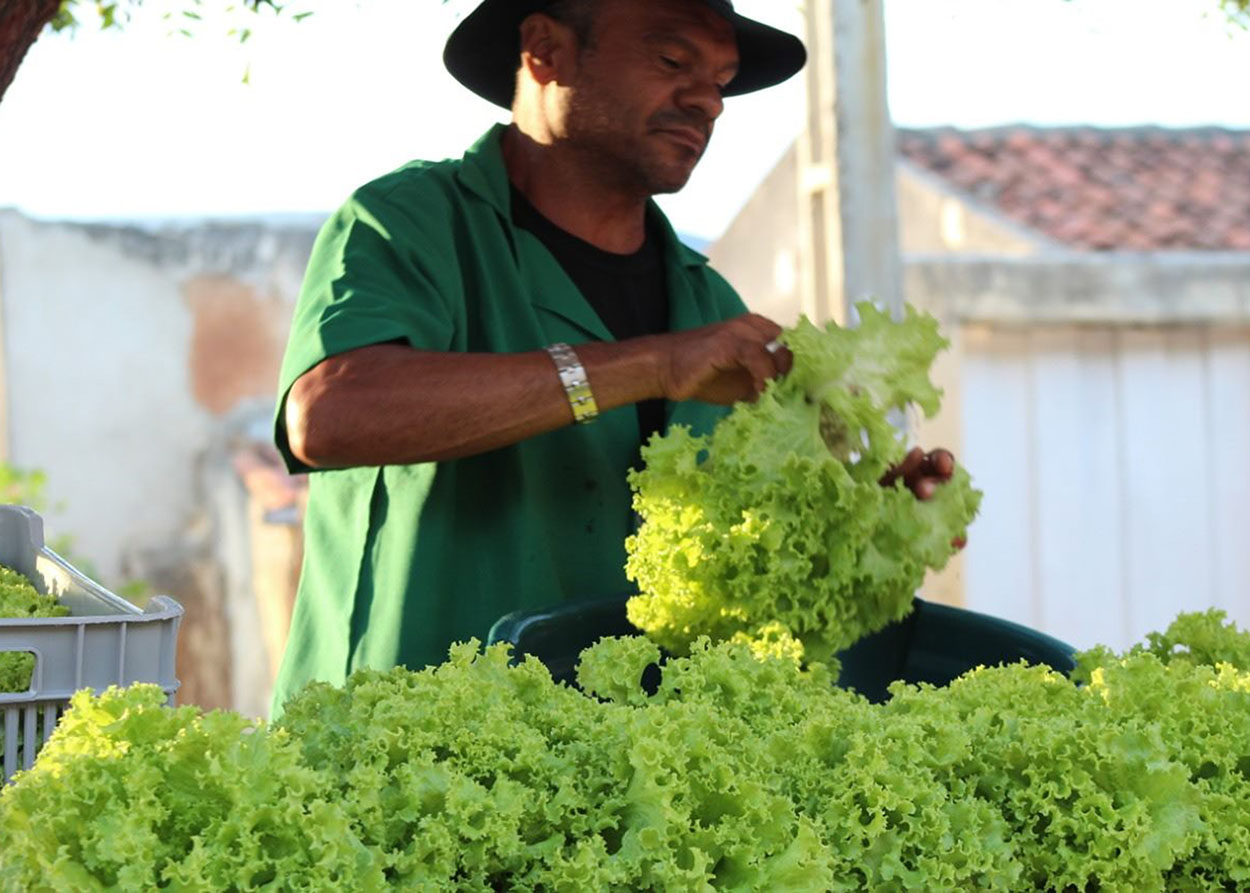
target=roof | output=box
[896,126,1250,251]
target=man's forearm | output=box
[287,340,664,468]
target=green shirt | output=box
[270,125,748,712]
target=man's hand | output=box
[880,447,954,500]
[880,447,966,548]
[651,313,793,405]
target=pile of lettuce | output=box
[0,564,69,693]
[3,610,1250,890]
[626,304,982,662]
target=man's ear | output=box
[518,13,579,87]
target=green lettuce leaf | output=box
[0,564,69,693]
[7,613,1250,889]
[0,685,380,890]
[626,303,982,662]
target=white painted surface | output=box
[1207,334,1250,620]
[0,211,311,590]
[1118,330,1215,645]
[962,325,1250,653]
[962,330,1036,626]
[0,212,212,582]
[1030,328,1123,648]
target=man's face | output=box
[557,0,740,197]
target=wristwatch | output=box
[545,342,599,425]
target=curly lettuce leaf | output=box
[0,564,69,693]
[0,685,378,890]
[1074,608,1250,685]
[4,612,1250,889]
[626,303,981,662]
[1080,618,1250,888]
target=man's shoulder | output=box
[352,156,470,213]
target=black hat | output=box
[444,0,807,109]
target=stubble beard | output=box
[562,77,705,198]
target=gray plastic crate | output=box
[0,505,183,783]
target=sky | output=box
[0,0,1246,243]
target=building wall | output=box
[958,323,1250,652]
[0,211,314,579]
[0,209,318,712]
[706,145,804,326]
[907,254,1250,651]
[895,161,1047,257]
[1,211,206,581]
[707,149,1049,329]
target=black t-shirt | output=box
[511,186,671,454]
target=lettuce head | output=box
[625,303,982,663]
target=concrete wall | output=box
[0,209,318,711]
[0,211,315,579]
[903,254,1250,650]
[906,252,1250,325]
[707,149,1049,326]
[1,211,207,582]
[707,146,803,325]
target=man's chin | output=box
[644,164,697,196]
[649,180,691,196]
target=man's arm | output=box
[286,313,789,469]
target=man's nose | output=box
[677,78,724,123]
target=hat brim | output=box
[443,0,806,109]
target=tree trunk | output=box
[0,0,61,105]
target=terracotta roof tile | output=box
[1228,228,1250,250]
[898,125,1250,250]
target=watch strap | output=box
[545,342,599,425]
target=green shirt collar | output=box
[455,123,709,270]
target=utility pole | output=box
[796,0,903,326]
[797,1,967,607]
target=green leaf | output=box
[0,564,70,692]
[3,621,1249,888]
[625,302,979,662]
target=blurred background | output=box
[0,0,1247,715]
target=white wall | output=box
[0,209,318,711]
[961,325,1250,653]
[0,211,211,581]
[909,255,1250,653]
[0,210,315,585]
[707,152,1048,330]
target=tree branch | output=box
[0,0,61,104]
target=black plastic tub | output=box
[488,594,1076,703]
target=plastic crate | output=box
[488,593,1076,702]
[0,505,183,783]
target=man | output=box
[270,0,954,712]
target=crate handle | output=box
[0,644,42,702]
